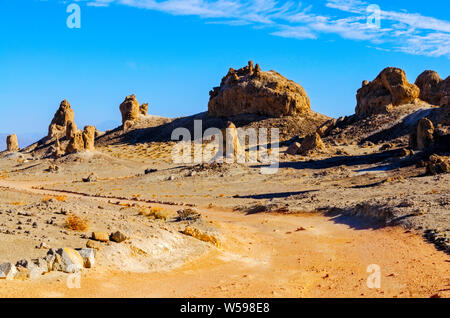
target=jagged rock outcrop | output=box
[415,70,443,105]
[6,134,19,152]
[356,67,419,116]
[410,118,435,150]
[123,120,134,132]
[64,125,96,154]
[415,71,449,107]
[82,126,96,151]
[140,103,148,116]
[316,118,338,137]
[438,77,450,107]
[119,94,140,125]
[208,61,311,117]
[425,154,450,175]
[298,133,325,155]
[48,100,75,138]
[52,138,64,158]
[66,121,78,140]
[66,130,84,154]
[221,122,243,161]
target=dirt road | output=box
[0,180,448,298]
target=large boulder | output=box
[119,94,140,125]
[356,67,419,116]
[208,61,311,117]
[298,133,325,155]
[438,77,450,107]
[415,70,443,105]
[6,134,19,152]
[410,118,435,150]
[426,154,450,175]
[415,71,449,107]
[82,126,96,151]
[48,100,75,138]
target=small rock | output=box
[82,172,98,183]
[0,262,18,280]
[38,241,50,249]
[16,259,31,269]
[46,248,84,273]
[76,248,96,268]
[91,232,109,242]
[29,258,48,279]
[395,148,411,157]
[186,170,196,177]
[110,231,128,243]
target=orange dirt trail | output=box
[0,180,448,298]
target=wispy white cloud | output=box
[82,0,450,58]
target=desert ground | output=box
[0,63,448,298]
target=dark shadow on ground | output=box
[324,210,388,230]
[233,190,317,200]
[254,148,422,171]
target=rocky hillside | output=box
[208,61,311,117]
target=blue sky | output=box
[0,0,449,138]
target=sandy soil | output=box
[0,180,448,298]
[0,106,448,298]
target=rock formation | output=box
[140,103,148,116]
[298,133,325,155]
[425,154,450,175]
[438,103,450,126]
[415,70,443,105]
[66,131,84,154]
[409,118,435,150]
[316,118,338,137]
[123,120,134,132]
[208,61,311,117]
[48,100,75,138]
[52,138,64,158]
[356,67,419,116]
[82,126,96,151]
[222,122,243,161]
[6,134,19,152]
[438,77,450,107]
[415,70,449,107]
[66,121,78,140]
[119,94,140,125]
